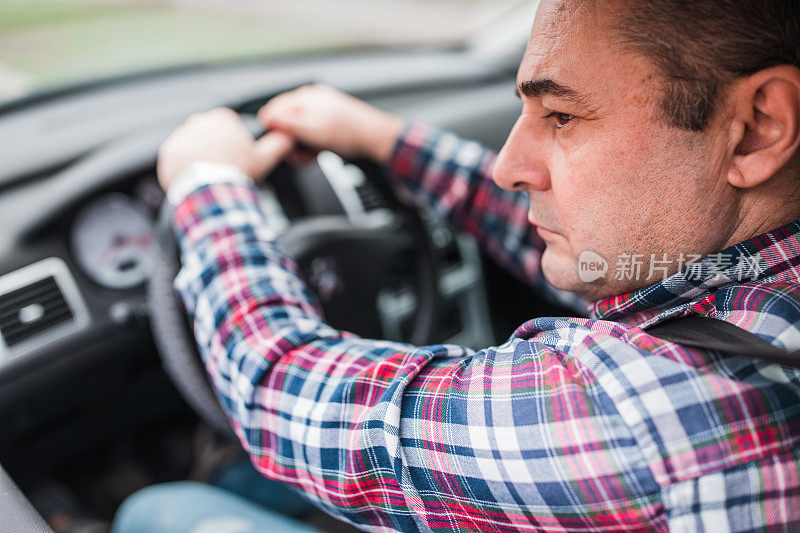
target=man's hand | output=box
[257,84,404,164]
[157,107,294,192]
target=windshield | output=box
[0,0,525,103]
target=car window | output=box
[0,0,526,103]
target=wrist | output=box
[167,161,252,206]
[361,110,404,164]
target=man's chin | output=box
[540,247,609,302]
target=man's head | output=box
[493,0,800,302]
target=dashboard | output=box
[0,168,163,366]
[0,146,495,369]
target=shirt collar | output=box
[591,219,800,326]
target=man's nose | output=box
[492,116,551,192]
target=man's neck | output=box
[723,171,800,250]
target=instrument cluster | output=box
[69,178,162,290]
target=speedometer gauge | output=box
[71,193,155,289]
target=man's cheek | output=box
[555,122,594,154]
[555,175,631,259]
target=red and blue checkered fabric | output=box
[172,120,800,531]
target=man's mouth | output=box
[535,226,559,240]
[528,211,559,237]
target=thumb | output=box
[251,131,294,180]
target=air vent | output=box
[0,277,73,347]
[0,258,89,360]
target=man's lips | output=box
[528,212,560,237]
[535,226,560,240]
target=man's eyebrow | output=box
[514,79,586,104]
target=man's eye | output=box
[542,111,575,128]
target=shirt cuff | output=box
[167,161,252,206]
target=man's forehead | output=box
[521,0,600,76]
[517,0,620,101]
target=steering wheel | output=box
[147,118,439,436]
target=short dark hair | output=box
[615,0,800,131]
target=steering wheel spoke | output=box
[278,215,415,337]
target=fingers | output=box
[251,131,295,180]
[262,107,305,134]
[257,84,328,131]
[256,84,380,161]
[258,87,308,128]
[157,106,295,189]
[287,147,319,167]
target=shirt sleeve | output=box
[171,180,663,532]
[385,119,588,313]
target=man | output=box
[114,0,800,531]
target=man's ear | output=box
[727,65,800,189]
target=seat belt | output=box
[645,315,800,370]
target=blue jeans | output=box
[111,460,321,533]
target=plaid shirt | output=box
[172,120,800,532]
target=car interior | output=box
[0,3,580,531]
